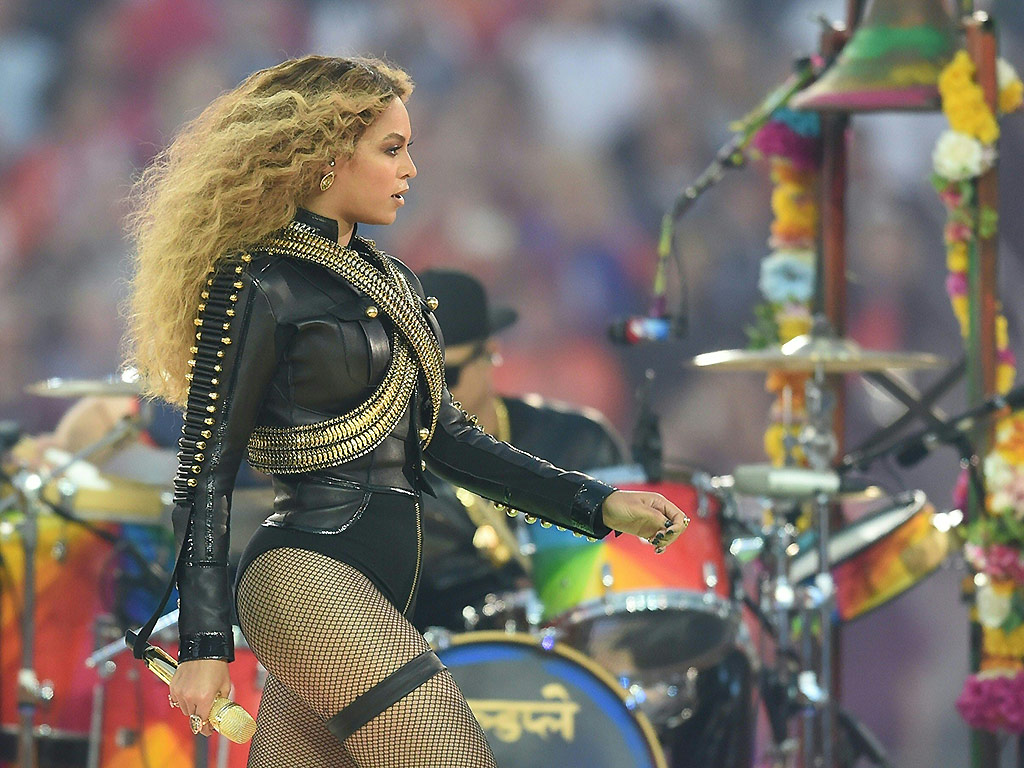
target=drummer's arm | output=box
[423,388,616,540]
[12,395,137,468]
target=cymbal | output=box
[25,370,141,398]
[691,334,947,373]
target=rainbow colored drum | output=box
[530,470,738,726]
[435,632,666,768]
[789,490,951,621]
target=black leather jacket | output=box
[171,210,616,662]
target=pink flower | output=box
[945,220,973,244]
[940,185,965,209]
[987,545,1024,582]
[998,347,1016,366]
[968,543,1024,583]
[752,121,822,171]
[957,672,1024,732]
[953,467,970,511]
[946,272,969,297]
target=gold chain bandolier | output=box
[246,220,445,474]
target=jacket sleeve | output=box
[423,388,616,539]
[170,258,278,662]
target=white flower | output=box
[933,130,992,181]
[976,582,1012,628]
[985,452,1013,490]
[998,58,1021,93]
[758,250,815,303]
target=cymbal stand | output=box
[5,472,44,768]
[761,506,802,767]
[800,367,839,768]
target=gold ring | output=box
[168,694,179,709]
[190,714,205,734]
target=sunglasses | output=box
[444,341,492,388]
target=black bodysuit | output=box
[170,208,616,665]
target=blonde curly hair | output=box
[125,55,414,405]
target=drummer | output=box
[413,269,627,630]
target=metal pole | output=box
[964,14,1000,768]
[15,479,43,768]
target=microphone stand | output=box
[839,377,1024,503]
[642,57,818,340]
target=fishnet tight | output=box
[237,547,496,768]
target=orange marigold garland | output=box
[750,108,822,467]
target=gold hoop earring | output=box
[319,171,335,192]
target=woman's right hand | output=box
[169,659,232,737]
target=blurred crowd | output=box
[2,0,1024,766]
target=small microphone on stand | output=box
[608,315,674,345]
[125,630,256,744]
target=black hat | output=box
[418,269,518,346]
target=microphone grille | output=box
[210,698,257,743]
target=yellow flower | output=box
[951,295,969,335]
[997,314,1009,350]
[950,50,976,76]
[764,423,805,466]
[980,657,1024,673]
[940,66,973,96]
[976,114,1000,145]
[983,624,1024,658]
[1000,79,1024,114]
[770,160,816,188]
[998,364,1017,396]
[777,314,812,343]
[942,92,973,122]
[998,58,1024,114]
[994,414,1024,463]
[947,242,969,273]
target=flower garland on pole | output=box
[749,108,823,467]
[933,49,1024,734]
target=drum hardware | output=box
[702,562,719,591]
[630,369,664,485]
[0,413,151,768]
[460,588,542,634]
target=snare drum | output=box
[530,467,739,727]
[435,632,666,768]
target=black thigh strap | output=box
[326,649,446,743]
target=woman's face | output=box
[319,97,417,233]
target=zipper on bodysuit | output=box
[401,498,423,616]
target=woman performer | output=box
[125,55,689,767]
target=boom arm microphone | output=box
[125,630,257,743]
[732,464,870,499]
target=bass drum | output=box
[435,632,666,768]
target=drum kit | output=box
[0,330,965,768]
[422,329,963,768]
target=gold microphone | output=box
[125,631,257,743]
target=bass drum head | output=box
[436,632,666,768]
